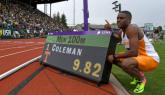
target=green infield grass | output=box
[112,41,165,95]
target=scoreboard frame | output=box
[40,31,118,84]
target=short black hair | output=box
[119,10,132,20]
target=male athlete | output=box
[106,11,160,93]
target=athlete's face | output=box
[117,13,130,29]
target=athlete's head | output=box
[117,10,132,29]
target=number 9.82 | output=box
[72,59,102,78]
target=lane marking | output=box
[8,65,45,95]
[13,41,44,44]
[0,41,11,43]
[0,44,43,51]
[0,47,42,59]
[0,41,44,45]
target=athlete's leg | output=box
[119,58,146,93]
[119,58,146,83]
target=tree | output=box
[52,14,56,21]
[61,13,67,27]
[56,12,60,24]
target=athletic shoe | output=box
[133,82,145,93]
[130,78,138,85]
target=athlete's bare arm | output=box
[125,24,139,56]
[114,24,139,58]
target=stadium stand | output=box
[0,0,68,39]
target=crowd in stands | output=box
[0,0,68,39]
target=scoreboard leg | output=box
[99,32,118,84]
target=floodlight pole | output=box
[44,4,47,15]
[83,0,89,31]
[50,3,52,17]
[73,0,75,26]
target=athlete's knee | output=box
[120,61,130,70]
[120,59,136,69]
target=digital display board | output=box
[40,31,117,83]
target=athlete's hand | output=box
[104,20,111,30]
[108,55,114,63]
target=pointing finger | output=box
[105,20,110,25]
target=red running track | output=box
[0,38,45,74]
[17,67,117,95]
[0,62,41,94]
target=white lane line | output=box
[0,47,42,59]
[0,41,44,45]
[0,55,41,80]
[0,41,11,43]
[13,41,44,44]
[0,44,43,51]
[14,41,34,44]
[37,42,44,44]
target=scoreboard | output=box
[40,31,118,83]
